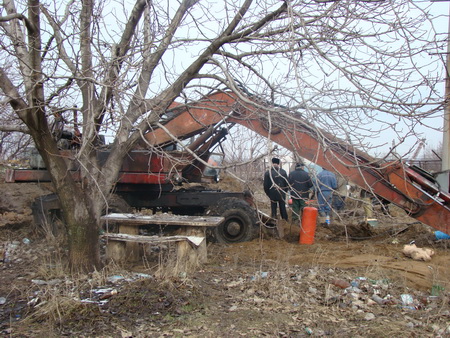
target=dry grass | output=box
[23,293,99,327]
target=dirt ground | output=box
[0,180,449,337]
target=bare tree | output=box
[0,109,32,162]
[222,126,272,181]
[222,125,294,185]
[0,0,445,272]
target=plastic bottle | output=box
[325,215,330,225]
[99,289,118,300]
[372,294,386,305]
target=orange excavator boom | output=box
[145,90,450,234]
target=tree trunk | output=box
[66,211,101,273]
[29,121,103,272]
[55,170,103,272]
[57,185,102,272]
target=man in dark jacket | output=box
[288,162,313,223]
[264,157,289,221]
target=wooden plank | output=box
[101,213,224,227]
[120,224,140,262]
[177,227,207,267]
[102,233,205,247]
[105,240,126,262]
[103,232,207,267]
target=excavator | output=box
[5,89,450,242]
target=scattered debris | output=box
[402,243,435,261]
[31,279,62,286]
[364,312,376,321]
[331,279,351,289]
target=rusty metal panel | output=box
[117,172,168,184]
[5,169,52,182]
[6,169,81,183]
[121,151,164,173]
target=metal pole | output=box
[442,3,450,171]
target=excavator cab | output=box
[203,153,224,183]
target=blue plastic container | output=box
[435,231,450,240]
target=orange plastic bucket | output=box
[299,207,318,245]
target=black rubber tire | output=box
[206,197,258,244]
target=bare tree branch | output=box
[0,12,37,34]
[0,125,30,133]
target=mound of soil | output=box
[0,181,52,228]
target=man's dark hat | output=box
[271,157,280,164]
[295,162,304,168]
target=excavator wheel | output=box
[206,197,258,244]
